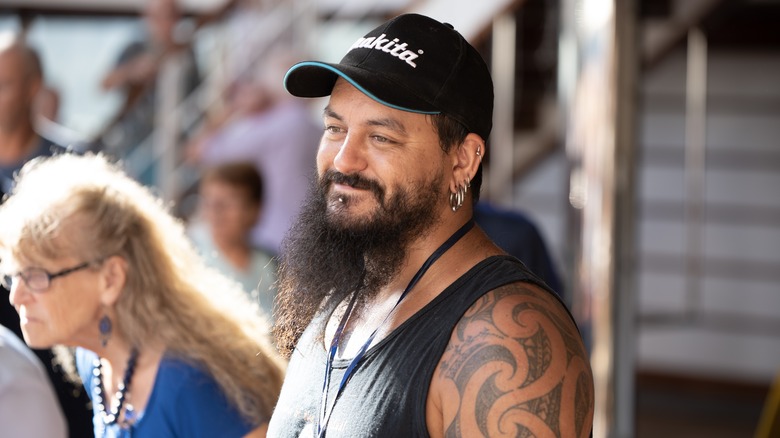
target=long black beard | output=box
[273,169,443,357]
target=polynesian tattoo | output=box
[437,283,594,438]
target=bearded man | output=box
[269,14,594,438]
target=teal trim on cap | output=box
[285,61,441,116]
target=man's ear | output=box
[99,255,128,307]
[449,133,485,194]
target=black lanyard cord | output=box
[316,219,475,438]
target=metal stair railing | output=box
[122,0,312,203]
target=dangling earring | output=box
[449,177,470,212]
[99,314,112,348]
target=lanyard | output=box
[316,219,474,438]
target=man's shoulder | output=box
[429,280,594,437]
[452,280,583,356]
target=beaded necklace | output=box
[92,348,139,432]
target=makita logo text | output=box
[349,34,423,68]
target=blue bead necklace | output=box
[92,348,139,431]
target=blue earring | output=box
[99,315,112,347]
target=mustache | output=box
[322,169,385,201]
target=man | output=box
[0,34,64,194]
[269,14,594,438]
[0,34,93,437]
[98,0,199,171]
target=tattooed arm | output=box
[427,282,594,438]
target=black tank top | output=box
[268,255,566,437]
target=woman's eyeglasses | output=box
[2,261,93,292]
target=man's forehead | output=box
[323,105,410,133]
[326,79,432,131]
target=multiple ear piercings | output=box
[449,177,470,212]
[449,145,481,212]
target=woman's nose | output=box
[8,278,30,307]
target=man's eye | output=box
[371,135,393,143]
[325,126,343,134]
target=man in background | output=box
[98,0,199,171]
[0,34,66,194]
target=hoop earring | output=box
[449,178,470,212]
[99,314,112,348]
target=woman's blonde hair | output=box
[0,153,285,424]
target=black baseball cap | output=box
[284,13,494,141]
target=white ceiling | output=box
[2,0,225,13]
[1,0,413,14]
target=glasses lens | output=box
[22,269,50,291]
[1,275,13,290]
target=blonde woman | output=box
[0,153,284,437]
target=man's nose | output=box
[333,134,368,175]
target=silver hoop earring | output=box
[449,191,461,212]
[449,178,471,212]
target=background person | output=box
[0,33,69,195]
[0,324,66,438]
[0,153,284,438]
[474,201,564,297]
[190,161,277,319]
[185,48,319,255]
[97,0,199,166]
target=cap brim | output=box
[284,61,441,116]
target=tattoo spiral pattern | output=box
[439,285,593,438]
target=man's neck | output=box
[386,211,474,293]
[333,213,492,361]
[0,124,38,165]
[337,211,478,352]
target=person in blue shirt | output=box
[474,201,565,299]
[0,153,285,437]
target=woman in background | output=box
[0,153,284,437]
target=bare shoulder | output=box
[428,281,594,438]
